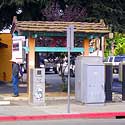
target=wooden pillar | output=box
[83,38,89,56]
[97,38,100,56]
[101,36,105,60]
[28,37,35,97]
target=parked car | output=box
[44,59,58,74]
[107,55,125,74]
[40,58,58,74]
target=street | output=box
[0,119,125,125]
[45,73,75,92]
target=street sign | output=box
[67,25,74,49]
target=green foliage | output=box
[114,33,125,55]
[104,49,110,57]
[85,0,125,32]
[114,33,125,44]
[104,38,113,57]
[114,43,125,55]
[105,33,125,56]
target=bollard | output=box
[104,63,113,102]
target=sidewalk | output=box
[0,92,125,120]
[0,81,125,120]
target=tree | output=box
[104,38,113,57]
[0,0,124,33]
[114,43,125,55]
[42,0,87,21]
[105,33,125,56]
[42,0,125,32]
[86,0,125,33]
[114,33,125,55]
[0,0,47,30]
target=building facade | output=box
[0,33,12,82]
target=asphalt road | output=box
[0,119,125,125]
[45,72,75,92]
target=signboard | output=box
[67,25,74,49]
[13,43,19,51]
[12,36,25,63]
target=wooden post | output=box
[83,38,89,56]
[28,37,35,98]
[101,36,105,60]
[95,38,100,56]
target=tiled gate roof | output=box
[13,19,110,34]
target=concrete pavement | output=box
[0,92,125,120]
[0,80,125,120]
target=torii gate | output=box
[11,17,110,97]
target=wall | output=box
[0,33,12,82]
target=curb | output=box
[0,112,125,121]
